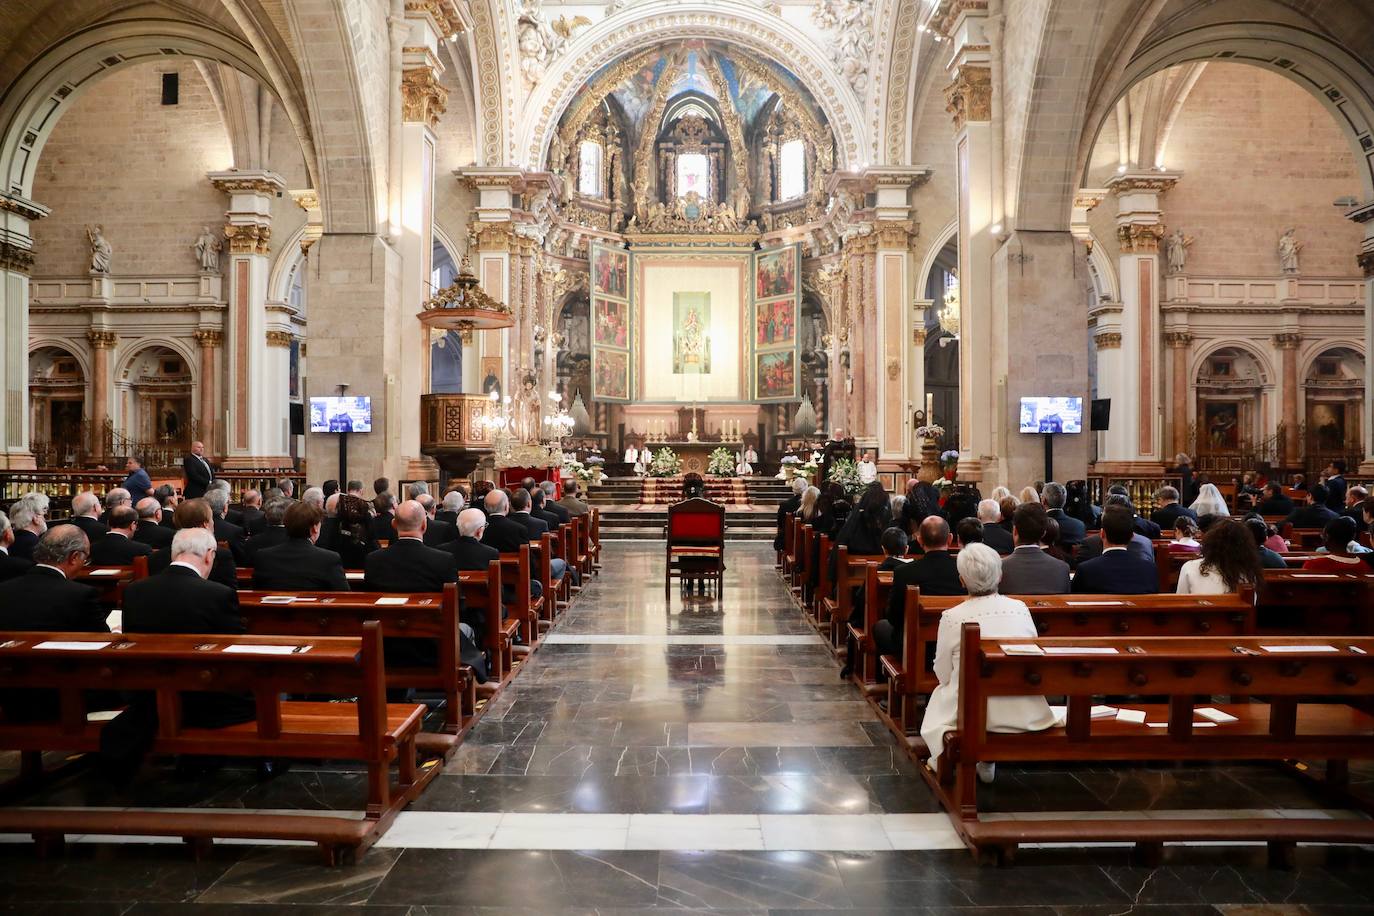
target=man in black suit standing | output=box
[481,489,531,554]
[57,491,108,543]
[1042,482,1086,549]
[182,440,214,499]
[416,494,457,546]
[89,505,154,567]
[1072,506,1159,594]
[244,497,291,564]
[363,500,486,683]
[1149,485,1197,532]
[1324,460,1348,512]
[122,526,254,730]
[205,486,249,566]
[253,501,349,591]
[133,498,174,550]
[875,516,965,656]
[0,511,34,582]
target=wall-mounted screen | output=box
[1018,396,1082,434]
[310,396,371,433]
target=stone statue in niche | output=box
[1165,229,1192,275]
[86,225,112,274]
[1278,228,1303,274]
[193,226,222,273]
[548,131,566,174]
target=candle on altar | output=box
[925,393,934,423]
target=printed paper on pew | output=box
[1197,707,1239,724]
[86,569,121,576]
[1260,644,1339,653]
[34,641,111,651]
[1065,600,1124,606]
[86,710,121,722]
[1115,708,1147,724]
[1145,721,1218,728]
[1043,646,1120,655]
[1000,644,1045,656]
[222,644,300,655]
[374,597,408,606]
[346,572,365,580]
[260,595,297,604]
[1091,705,1118,719]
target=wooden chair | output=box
[664,496,726,595]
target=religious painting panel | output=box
[153,396,190,442]
[672,292,711,374]
[593,348,630,401]
[754,246,797,300]
[1310,402,1347,451]
[594,298,630,348]
[754,296,796,348]
[592,246,629,298]
[1203,401,1241,450]
[755,351,797,401]
[481,357,503,398]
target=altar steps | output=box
[593,505,778,541]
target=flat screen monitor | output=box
[1018,396,1082,434]
[310,396,372,433]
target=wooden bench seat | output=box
[1259,569,1374,633]
[924,627,1374,864]
[0,624,436,863]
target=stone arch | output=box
[28,337,92,384]
[466,0,514,166]
[1085,235,1120,305]
[1189,339,1275,389]
[518,5,868,171]
[915,218,959,296]
[1299,339,1367,381]
[267,226,309,305]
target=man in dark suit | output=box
[975,500,1013,554]
[364,500,486,683]
[416,493,458,546]
[99,487,132,527]
[1076,495,1157,563]
[999,503,1071,594]
[1042,482,1086,549]
[1149,486,1197,531]
[1324,460,1348,512]
[509,487,549,540]
[1339,485,1369,535]
[7,500,45,560]
[1072,506,1158,594]
[244,498,291,564]
[147,498,238,591]
[539,481,572,525]
[89,506,154,566]
[238,489,267,536]
[205,487,249,566]
[0,511,34,582]
[774,477,805,551]
[370,493,397,543]
[553,480,590,517]
[438,507,508,633]
[154,484,178,529]
[1256,482,1295,516]
[875,516,965,656]
[133,498,174,550]
[182,440,214,499]
[0,526,107,721]
[56,490,108,543]
[253,501,349,591]
[482,489,532,553]
[530,487,562,530]
[1285,483,1339,530]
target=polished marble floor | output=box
[0,541,1371,914]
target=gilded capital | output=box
[0,241,34,274]
[1117,223,1165,254]
[1272,332,1302,350]
[265,330,294,348]
[874,220,917,248]
[401,66,448,128]
[404,0,465,36]
[945,66,992,131]
[223,222,271,256]
[1093,332,1122,350]
[194,329,224,347]
[86,329,118,349]
[470,220,514,252]
[1163,331,1193,349]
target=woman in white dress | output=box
[1176,517,1262,595]
[920,543,1060,782]
[1189,482,1229,518]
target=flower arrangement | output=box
[780,454,802,465]
[707,446,736,477]
[648,446,682,477]
[584,454,605,466]
[916,424,946,441]
[827,456,864,498]
[563,457,601,487]
[939,449,960,470]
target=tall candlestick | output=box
[925,393,934,424]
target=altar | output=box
[647,440,742,475]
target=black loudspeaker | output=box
[1090,398,1111,431]
[289,402,305,436]
[161,72,179,105]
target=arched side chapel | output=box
[0,0,1369,491]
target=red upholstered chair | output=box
[665,496,726,595]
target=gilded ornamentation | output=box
[470,221,515,252]
[0,241,34,274]
[209,176,283,195]
[631,47,689,222]
[194,329,224,347]
[404,0,465,37]
[1162,331,1192,349]
[812,0,874,94]
[468,0,505,165]
[913,327,927,346]
[265,330,293,348]
[1358,249,1374,278]
[1093,332,1122,350]
[223,223,271,255]
[401,66,448,127]
[627,191,756,235]
[1117,223,1164,254]
[562,202,611,230]
[935,0,989,36]
[86,329,118,349]
[550,47,659,168]
[1109,174,1180,195]
[945,66,991,130]
[1272,332,1302,350]
[874,220,916,248]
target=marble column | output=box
[0,193,48,469]
[1098,172,1179,474]
[194,329,222,456]
[1164,330,1193,462]
[459,170,524,402]
[86,329,118,458]
[1272,332,1302,467]
[208,170,289,469]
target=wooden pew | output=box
[812,534,834,625]
[928,626,1374,864]
[588,507,602,571]
[0,625,435,863]
[827,547,882,648]
[1259,569,1374,634]
[498,543,540,653]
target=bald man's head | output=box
[393,499,427,536]
[918,516,952,551]
[484,489,510,516]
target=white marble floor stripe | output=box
[541,633,825,646]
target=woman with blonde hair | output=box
[989,486,1014,504]
[1018,486,1040,506]
[798,485,821,523]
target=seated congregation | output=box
[776,470,1374,863]
[0,476,600,861]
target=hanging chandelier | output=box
[937,278,961,340]
[418,254,514,331]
